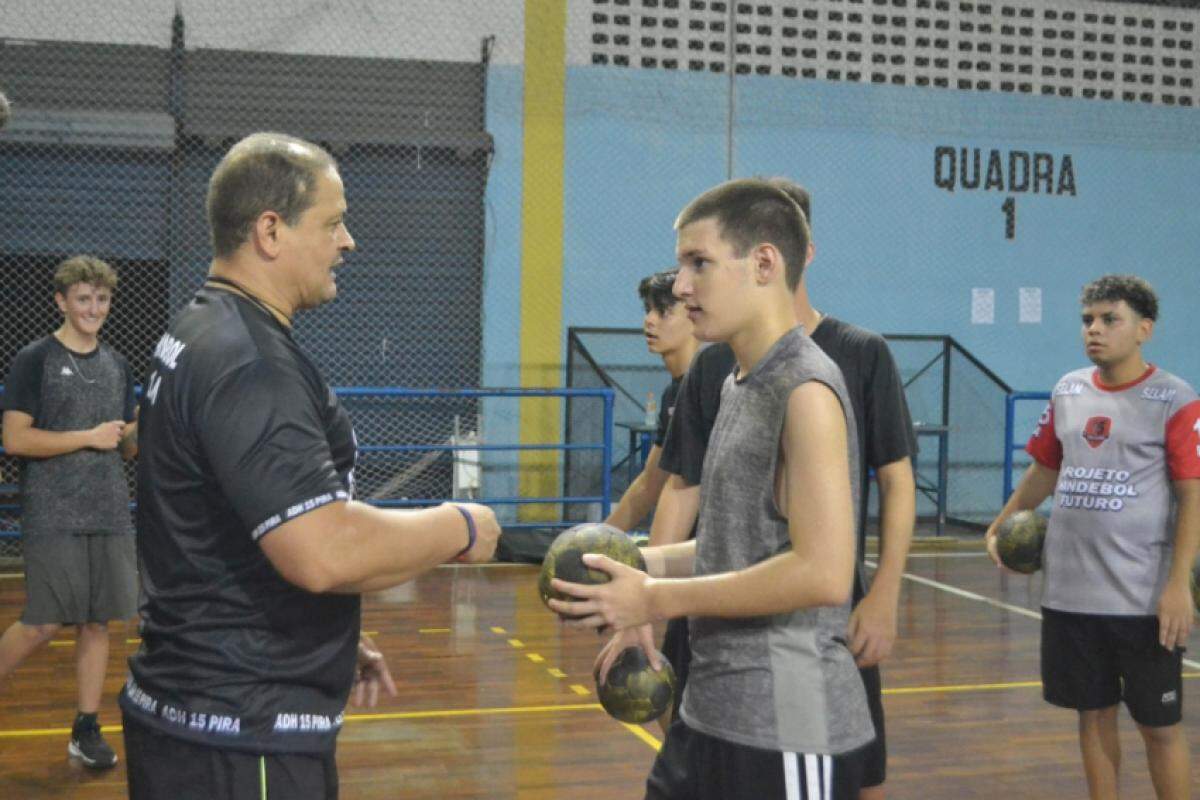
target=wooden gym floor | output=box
[1,547,1198,799]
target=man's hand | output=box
[351,634,397,708]
[89,420,125,451]
[1157,578,1195,651]
[847,587,898,668]
[594,624,660,684]
[452,503,501,564]
[547,554,656,631]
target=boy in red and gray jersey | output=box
[988,274,1200,800]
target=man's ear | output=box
[54,291,67,315]
[252,211,284,259]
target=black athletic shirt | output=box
[654,376,682,448]
[658,344,737,485]
[660,318,916,558]
[120,287,360,754]
[2,336,136,536]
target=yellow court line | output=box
[884,673,1200,697]
[507,638,525,648]
[343,702,601,723]
[490,626,507,634]
[620,722,663,752]
[526,653,545,663]
[884,680,1044,696]
[547,668,567,679]
[49,633,380,647]
[419,628,450,634]
[7,676,1196,742]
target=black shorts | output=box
[646,718,865,800]
[122,712,339,800]
[849,566,887,788]
[1041,607,1183,727]
[858,664,886,788]
[661,616,691,717]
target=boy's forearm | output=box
[648,548,852,621]
[647,474,699,548]
[871,458,915,593]
[641,539,695,579]
[120,421,139,460]
[4,427,92,459]
[1166,480,1200,586]
[604,452,667,531]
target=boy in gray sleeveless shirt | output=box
[549,179,873,800]
[988,275,1199,800]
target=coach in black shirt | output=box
[120,132,500,800]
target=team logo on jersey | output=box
[1083,416,1112,448]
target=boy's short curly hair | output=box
[1080,275,1158,321]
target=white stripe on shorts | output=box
[804,754,820,799]
[783,751,800,799]
[782,752,833,800]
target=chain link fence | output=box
[4,0,1199,560]
[0,2,497,560]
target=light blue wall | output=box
[733,77,1200,395]
[481,65,1200,517]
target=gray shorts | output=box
[20,534,138,625]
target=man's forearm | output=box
[264,501,471,594]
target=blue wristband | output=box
[452,505,476,558]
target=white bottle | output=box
[644,391,658,427]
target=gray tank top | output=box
[679,327,874,755]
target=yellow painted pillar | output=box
[517,0,567,521]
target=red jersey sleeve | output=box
[1025,401,1063,470]
[1165,399,1200,480]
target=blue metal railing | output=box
[0,385,617,537]
[1002,390,1051,502]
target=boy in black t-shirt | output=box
[605,269,699,532]
[0,255,139,769]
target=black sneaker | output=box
[68,721,118,769]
